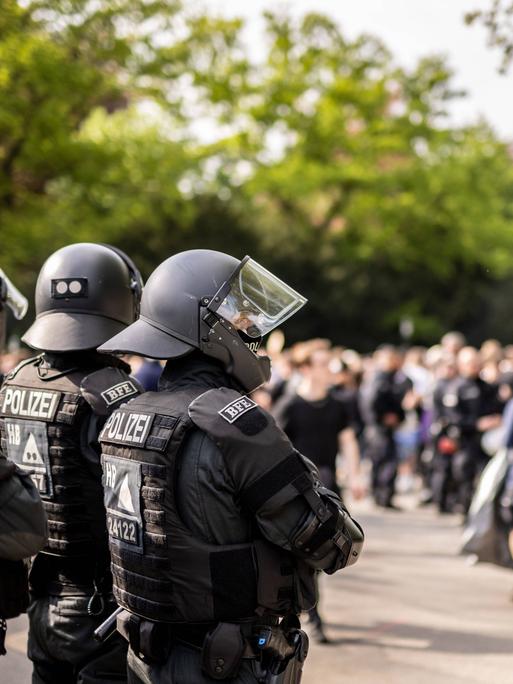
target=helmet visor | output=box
[212,257,307,338]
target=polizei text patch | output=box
[100,410,154,446]
[1,387,60,422]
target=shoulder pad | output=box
[189,388,311,515]
[80,367,143,416]
[3,355,41,382]
[189,388,266,433]
[189,387,261,425]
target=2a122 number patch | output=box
[102,454,143,552]
[107,513,138,545]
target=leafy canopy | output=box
[1,3,513,346]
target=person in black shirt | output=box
[331,357,365,443]
[274,346,363,642]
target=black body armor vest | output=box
[0,356,139,559]
[100,388,311,624]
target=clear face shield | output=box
[0,268,28,320]
[209,257,307,347]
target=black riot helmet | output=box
[22,243,143,353]
[98,249,307,392]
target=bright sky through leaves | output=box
[206,0,513,140]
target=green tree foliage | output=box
[1,3,513,347]
[466,1,513,73]
[0,0,248,290]
[198,13,513,345]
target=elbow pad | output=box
[291,497,364,573]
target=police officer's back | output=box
[0,243,143,683]
[0,430,48,655]
[98,250,364,684]
[0,269,47,655]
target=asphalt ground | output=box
[302,497,513,684]
[2,496,513,683]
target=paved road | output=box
[303,498,513,684]
[2,498,513,683]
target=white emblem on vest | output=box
[118,473,135,513]
[22,433,45,465]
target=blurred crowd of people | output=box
[246,331,513,517]
[4,331,513,520]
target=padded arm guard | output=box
[290,491,364,573]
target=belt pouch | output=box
[201,622,244,680]
[139,620,171,664]
[119,612,170,665]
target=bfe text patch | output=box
[101,380,139,406]
[100,410,153,446]
[218,396,257,424]
[1,386,60,422]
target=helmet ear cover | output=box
[199,308,271,392]
[100,244,143,318]
[237,329,263,353]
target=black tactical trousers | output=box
[365,427,397,507]
[431,453,457,513]
[27,594,127,683]
[453,441,488,514]
[127,643,263,684]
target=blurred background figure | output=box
[127,355,163,391]
[441,331,467,357]
[359,345,412,509]
[480,339,503,388]
[457,347,502,511]
[430,352,461,513]
[434,346,503,515]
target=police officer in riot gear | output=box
[0,243,143,683]
[0,449,47,655]
[98,249,364,684]
[0,269,47,655]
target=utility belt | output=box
[111,610,308,681]
[29,552,112,597]
[28,553,114,618]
